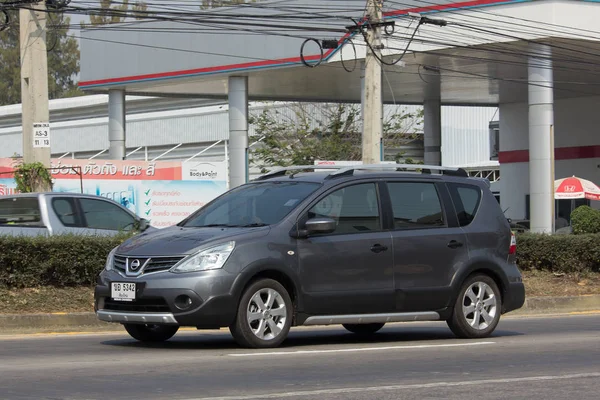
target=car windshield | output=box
[182,181,320,228]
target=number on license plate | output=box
[111,282,136,302]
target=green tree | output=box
[250,103,423,172]
[83,0,148,26]
[200,0,259,9]
[13,161,54,193]
[0,10,81,106]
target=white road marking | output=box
[182,372,600,400]
[229,341,495,357]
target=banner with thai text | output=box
[0,158,228,228]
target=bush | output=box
[570,205,600,234]
[0,233,599,289]
[0,234,131,288]
[516,233,600,274]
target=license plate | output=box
[111,282,136,302]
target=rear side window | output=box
[0,198,43,226]
[387,182,445,229]
[448,183,482,227]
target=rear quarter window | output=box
[0,198,44,227]
[447,183,482,227]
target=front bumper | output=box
[94,269,238,328]
[97,310,178,325]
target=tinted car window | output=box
[448,183,482,227]
[79,198,136,231]
[52,198,81,227]
[387,182,444,229]
[183,182,320,227]
[0,198,43,226]
[308,183,380,234]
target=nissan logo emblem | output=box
[130,259,141,271]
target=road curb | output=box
[517,294,600,313]
[1,295,600,332]
[0,312,105,330]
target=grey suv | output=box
[95,164,525,348]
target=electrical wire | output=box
[5,0,600,98]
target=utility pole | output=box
[362,0,383,164]
[20,1,51,172]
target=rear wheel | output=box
[230,279,293,348]
[447,274,501,339]
[124,324,179,342]
[343,323,385,335]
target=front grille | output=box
[114,255,126,272]
[104,297,171,313]
[113,255,185,276]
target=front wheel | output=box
[447,274,501,339]
[124,324,179,342]
[343,323,385,335]
[230,279,293,348]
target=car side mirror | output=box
[305,217,336,235]
[138,218,150,231]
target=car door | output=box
[384,180,469,312]
[77,197,139,236]
[296,181,395,315]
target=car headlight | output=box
[170,241,235,273]
[105,247,118,271]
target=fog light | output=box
[174,295,193,310]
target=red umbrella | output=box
[554,176,600,201]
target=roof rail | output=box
[255,163,469,181]
[254,165,342,180]
[329,164,469,178]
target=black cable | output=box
[340,37,357,73]
[0,9,8,32]
[300,38,324,68]
[357,15,422,67]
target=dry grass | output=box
[522,269,600,297]
[0,286,95,314]
[0,271,599,314]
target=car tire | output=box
[124,324,179,342]
[342,323,385,335]
[230,278,293,348]
[447,274,502,339]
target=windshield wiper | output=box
[189,223,269,228]
[193,224,238,228]
[240,223,269,227]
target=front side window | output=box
[52,198,81,227]
[387,182,445,229]
[183,181,320,228]
[79,198,136,231]
[0,198,42,226]
[307,183,380,234]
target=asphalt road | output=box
[0,314,599,400]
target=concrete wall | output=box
[498,96,600,220]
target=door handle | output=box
[371,244,388,253]
[447,240,463,249]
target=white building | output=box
[0,95,499,182]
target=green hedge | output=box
[0,233,599,288]
[570,206,600,235]
[516,233,600,274]
[0,234,131,288]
